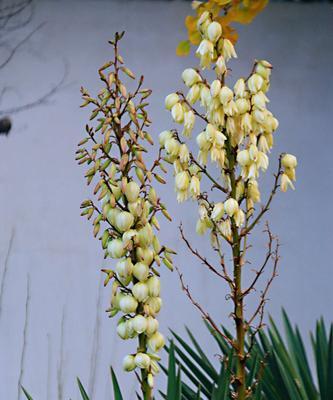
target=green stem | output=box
[138,334,153,400]
[228,140,246,400]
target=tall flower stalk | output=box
[160,9,297,399]
[76,32,173,400]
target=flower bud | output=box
[146,316,159,336]
[124,181,140,203]
[147,332,165,352]
[248,74,264,93]
[165,93,180,110]
[147,276,160,297]
[224,198,239,217]
[182,68,202,87]
[119,295,138,314]
[106,208,120,226]
[207,21,222,43]
[123,355,136,372]
[211,202,224,221]
[116,211,134,232]
[282,154,297,169]
[148,373,154,388]
[108,239,126,258]
[159,130,173,147]
[219,86,233,106]
[171,103,184,124]
[175,171,190,191]
[134,353,151,369]
[132,315,148,334]
[133,262,149,282]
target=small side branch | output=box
[175,265,235,349]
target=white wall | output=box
[0,1,332,399]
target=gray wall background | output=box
[0,1,332,399]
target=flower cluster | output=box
[160,11,297,239]
[77,33,173,391]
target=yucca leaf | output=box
[110,367,124,400]
[22,387,34,400]
[77,378,90,400]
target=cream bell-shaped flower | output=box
[146,316,159,336]
[179,144,190,163]
[196,39,214,69]
[132,315,148,334]
[132,282,149,302]
[196,219,208,235]
[116,258,133,279]
[123,355,136,372]
[210,80,222,98]
[281,173,295,192]
[147,332,165,353]
[134,353,151,370]
[219,86,234,106]
[200,85,211,108]
[182,68,202,87]
[211,202,224,221]
[145,297,162,315]
[124,181,140,203]
[165,93,180,110]
[183,110,195,137]
[224,198,239,217]
[234,78,246,98]
[216,56,227,75]
[117,320,129,340]
[159,130,173,147]
[248,74,264,93]
[282,154,297,169]
[255,60,272,80]
[221,38,237,61]
[108,238,126,258]
[147,276,160,297]
[248,179,261,203]
[196,131,211,151]
[116,211,134,232]
[171,103,184,124]
[136,224,154,247]
[119,295,138,314]
[186,84,201,104]
[165,137,180,157]
[190,175,200,198]
[132,262,149,282]
[175,171,190,191]
[234,208,245,227]
[237,149,251,167]
[252,91,269,110]
[207,21,222,43]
